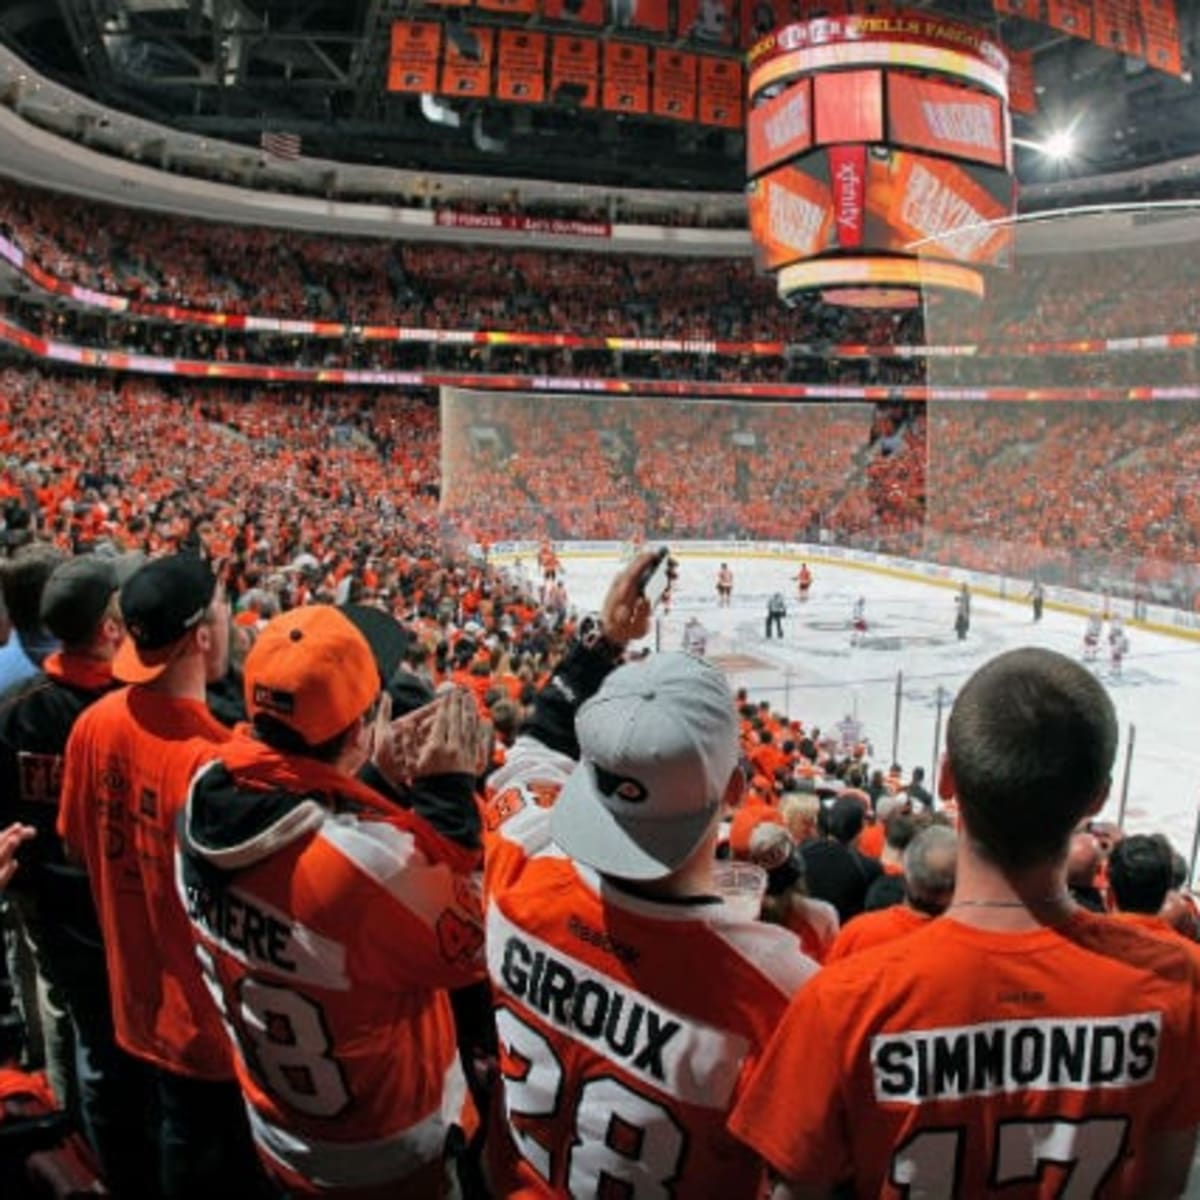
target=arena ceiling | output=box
[0,0,1197,194]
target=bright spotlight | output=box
[1043,129,1075,160]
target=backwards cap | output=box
[552,652,739,882]
[244,605,400,746]
[113,553,216,684]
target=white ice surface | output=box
[552,551,1200,859]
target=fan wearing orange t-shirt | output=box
[826,825,956,963]
[731,647,1200,1199]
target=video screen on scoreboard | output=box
[748,146,1012,272]
[746,154,835,271]
[747,79,812,178]
[813,69,883,146]
[887,73,1007,169]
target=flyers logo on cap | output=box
[593,764,648,805]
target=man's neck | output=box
[947,847,1076,931]
[141,658,209,704]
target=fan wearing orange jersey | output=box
[731,648,1200,1199]
[482,552,817,1199]
[176,605,488,1198]
[57,554,267,1198]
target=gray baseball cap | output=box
[552,652,740,882]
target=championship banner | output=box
[387,22,442,93]
[698,56,743,127]
[497,30,547,102]
[543,0,604,24]
[887,73,1006,167]
[746,162,835,270]
[653,49,698,121]
[551,36,599,106]
[1139,0,1183,75]
[441,27,495,98]
[1046,0,1092,36]
[479,0,537,12]
[1092,0,1144,56]
[828,144,867,249]
[678,0,736,47]
[867,150,1012,265]
[603,42,650,114]
[814,69,884,145]
[747,79,812,177]
[1006,47,1038,114]
[622,0,670,34]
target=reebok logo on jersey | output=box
[487,908,749,1107]
[871,1012,1161,1105]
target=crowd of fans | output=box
[4,177,1200,355]
[0,527,1197,1196]
[0,366,1197,604]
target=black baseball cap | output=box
[40,553,143,646]
[113,554,217,684]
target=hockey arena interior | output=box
[1,0,1200,1196]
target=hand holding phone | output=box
[638,547,677,610]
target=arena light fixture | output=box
[1043,129,1076,161]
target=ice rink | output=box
[546,549,1200,862]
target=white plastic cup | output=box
[712,861,768,921]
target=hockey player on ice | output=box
[1083,611,1103,662]
[1109,616,1130,678]
[850,596,867,647]
[795,563,813,602]
[954,583,971,641]
[682,616,708,657]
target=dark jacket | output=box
[0,652,118,952]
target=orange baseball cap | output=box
[244,606,382,747]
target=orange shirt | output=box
[731,911,1200,1197]
[858,822,885,860]
[483,741,817,1199]
[58,688,233,1079]
[826,904,931,962]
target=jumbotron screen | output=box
[748,69,1007,178]
[747,145,1013,271]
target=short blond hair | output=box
[779,792,820,842]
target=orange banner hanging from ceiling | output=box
[1092,0,1144,55]
[1045,0,1092,37]
[1007,47,1038,114]
[543,0,604,24]
[603,42,651,114]
[387,23,442,93]
[653,49,698,121]
[550,36,599,107]
[479,0,537,12]
[1139,0,1183,75]
[497,31,547,102]
[698,56,743,127]
[440,27,495,98]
